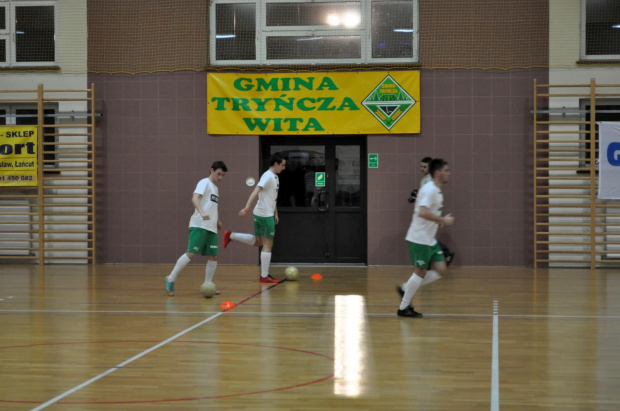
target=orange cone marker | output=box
[311,273,323,280]
[220,301,236,310]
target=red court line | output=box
[224,279,286,311]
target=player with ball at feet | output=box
[223,153,287,284]
[397,158,454,318]
[164,161,227,297]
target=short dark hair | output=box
[429,158,448,177]
[268,153,285,167]
[421,157,432,164]
[211,161,228,172]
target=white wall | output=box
[0,0,87,91]
[547,0,620,266]
[0,0,89,262]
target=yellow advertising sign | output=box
[207,71,420,135]
[0,126,38,187]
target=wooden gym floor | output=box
[0,264,619,410]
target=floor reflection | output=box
[334,294,367,396]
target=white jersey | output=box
[189,178,219,233]
[406,181,443,246]
[419,173,432,189]
[253,170,279,217]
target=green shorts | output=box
[408,241,445,269]
[253,215,276,239]
[187,227,218,256]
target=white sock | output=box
[421,270,442,286]
[205,260,217,283]
[231,233,256,246]
[168,254,191,283]
[260,252,271,277]
[399,274,423,310]
[402,271,442,289]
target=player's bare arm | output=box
[239,186,263,217]
[419,206,454,226]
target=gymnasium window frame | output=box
[0,104,58,172]
[0,0,57,68]
[580,0,620,61]
[208,0,419,66]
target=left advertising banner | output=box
[0,126,38,187]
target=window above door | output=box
[209,0,419,66]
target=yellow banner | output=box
[207,71,420,135]
[0,126,38,187]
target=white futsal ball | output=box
[200,281,217,298]
[285,266,299,281]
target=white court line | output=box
[491,300,499,411]
[30,311,224,411]
[3,309,620,320]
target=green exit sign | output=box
[315,172,326,187]
[369,153,379,168]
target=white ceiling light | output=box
[343,12,360,28]
[326,13,340,26]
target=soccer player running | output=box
[397,158,454,317]
[223,153,287,283]
[418,156,455,265]
[164,161,227,297]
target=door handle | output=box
[318,190,328,212]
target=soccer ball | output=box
[200,281,217,298]
[284,266,299,281]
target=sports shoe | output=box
[397,305,423,318]
[165,276,175,297]
[223,230,232,249]
[259,275,280,284]
[215,289,221,295]
[396,284,405,298]
[445,250,455,266]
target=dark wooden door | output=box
[261,136,367,264]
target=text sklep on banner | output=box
[598,122,620,200]
[0,126,38,187]
[207,72,420,135]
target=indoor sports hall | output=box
[1,1,620,409]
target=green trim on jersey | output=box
[253,215,276,239]
[408,241,444,268]
[187,227,218,256]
